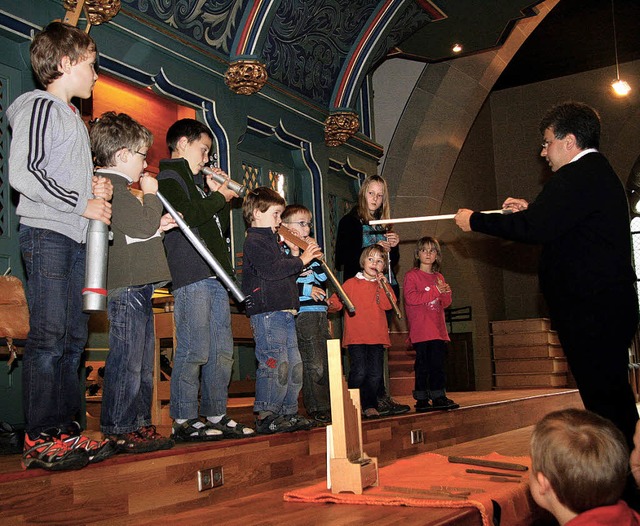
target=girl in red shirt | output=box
[403,237,459,412]
[329,244,395,418]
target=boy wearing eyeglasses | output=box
[90,112,176,453]
[281,205,332,424]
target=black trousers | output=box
[413,339,447,399]
[552,286,640,510]
[553,286,639,450]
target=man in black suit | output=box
[455,101,639,499]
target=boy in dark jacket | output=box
[157,119,254,441]
[241,188,322,434]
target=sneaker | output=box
[363,408,380,419]
[309,410,331,424]
[0,421,25,455]
[110,430,159,454]
[22,431,89,471]
[172,418,223,442]
[205,416,255,439]
[110,426,174,454]
[377,396,411,416]
[60,431,117,464]
[137,425,175,450]
[431,396,459,410]
[286,414,316,431]
[254,413,297,435]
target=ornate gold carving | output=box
[63,0,121,26]
[224,60,268,96]
[324,111,360,147]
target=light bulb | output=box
[611,79,631,96]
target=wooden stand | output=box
[327,338,378,494]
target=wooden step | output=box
[0,389,581,525]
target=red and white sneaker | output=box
[22,431,89,471]
[60,422,116,464]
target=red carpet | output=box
[284,452,535,526]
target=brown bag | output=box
[0,275,30,340]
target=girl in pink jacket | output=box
[403,237,459,412]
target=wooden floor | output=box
[1,389,580,525]
[128,426,546,526]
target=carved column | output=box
[324,111,360,147]
[224,60,268,95]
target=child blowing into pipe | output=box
[328,244,396,419]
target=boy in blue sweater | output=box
[281,205,331,423]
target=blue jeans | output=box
[171,278,234,419]
[347,344,384,411]
[19,226,89,437]
[250,311,302,414]
[101,284,155,434]
[295,311,331,414]
[413,339,447,401]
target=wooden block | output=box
[493,358,567,374]
[494,373,567,388]
[490,318,551,334]
[492,331,560,347]
[493,344,564,359]
[154,312,174,338]
[231,313,254,342]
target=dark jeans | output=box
[101,284,155,434]
[413,339,447,401]
[347,344,384,411]
[19,226,89,437]
[295,311,331,414]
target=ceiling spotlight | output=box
[610,0,631,97]
[452,43,462,53]
[612,79,631,97]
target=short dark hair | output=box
[30,22,97,87]
[166,119,213,153]
[242,187,286,226]
[90,112,153,168]
[539,102,601,150]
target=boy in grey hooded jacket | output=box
[8,22,114,471]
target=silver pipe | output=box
[82,218,109,312]
[156,191,246,304]
[202,166,247,198]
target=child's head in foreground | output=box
[530,408,628,515]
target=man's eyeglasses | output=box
[134,151,147,159]
[283,221,313,228]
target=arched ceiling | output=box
[121,0,544,112]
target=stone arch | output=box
[381,0,561,388]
